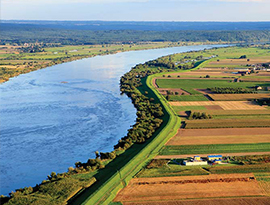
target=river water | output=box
[0,44,227,195]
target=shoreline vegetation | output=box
[1,42,193,204]
[0,41,231,83]
[1,43,270,204]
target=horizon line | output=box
[1,19,270,23]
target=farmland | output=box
[208,93,270,101]
[114,174,265,203]
[167,128,270,145]
[113,45,270,204]
[123,197,270,205]
[160,143,270,155]
[184,119,270,129]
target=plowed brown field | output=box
[166,128,270,145]
[123,197,270,205]
[114,174,264,203]
[169,101,266,110]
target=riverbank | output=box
[0,41,235,83]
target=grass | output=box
[184,119,270,129]
[70,73,181,205]
[156,79,270,91]
[208,164,270,174]
[6,175,97,205]
[255,172,270,196]
[160,143,270,155]
[137,164,210,178]
[137,157,270,178]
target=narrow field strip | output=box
[167,135,270,146]
[155,152,270,159]
[184,119,270,129]
[160,143,270,156]
[166,128,270,145]
[208,94,270,101]
[123,197,270,205]
[169,101,266,110]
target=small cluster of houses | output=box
[183,155,222,166]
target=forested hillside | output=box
[1,22,270,45]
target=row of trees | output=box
[145,57,195,70]
[208,87,253,94]
[74,61,166,171]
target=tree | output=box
[95,151,100,159]
[239,55,247,59]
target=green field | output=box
[156,79,270,92]
[185,119,270,129]
[138,163,270,178]
[137,163,210,178]
[209,164,270,174]
[160,143,270,155]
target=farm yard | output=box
[113,45,270,204]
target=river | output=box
[0,44,227,195]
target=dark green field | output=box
[160,143,270,155]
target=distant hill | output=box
[1,21,270,45]
[1,20,270,31]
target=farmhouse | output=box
[255,86,263,90]
[183,156,208,166]
[207,155,222,161]
[238,70,250,75]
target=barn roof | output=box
[208,155,222,158]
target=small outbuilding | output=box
[255,86,263,90]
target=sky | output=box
[1,0,270,21]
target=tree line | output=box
[208,87,254,94]
[2,23,270,45]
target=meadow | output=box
[184,118,270,129]
[160,143,270,155]
[156,79,269,93]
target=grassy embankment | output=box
[68,73,181,205]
